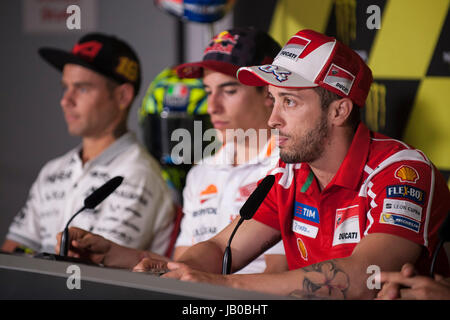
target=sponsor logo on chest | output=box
[332,205,360,246]
[292,202,319,238]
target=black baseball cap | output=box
[176,27,281,79]
[39,33,141,95]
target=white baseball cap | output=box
[237,29,373,107]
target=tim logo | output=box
[294,202,319,224]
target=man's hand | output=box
[161,262,230,287]
[55,227,111,265]
[377,263,450,300]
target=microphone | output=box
[430,212,450,277]
[59,176,124,256]
[222,175,275,275]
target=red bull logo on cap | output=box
[204,31,239,55]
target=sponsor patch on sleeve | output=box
[394,165,419,183]
[386,185,425,205]
[382,198,422,221]
[379,213,421,233]
[332,205,360,246]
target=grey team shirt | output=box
[7,132,175,254]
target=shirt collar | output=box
[76,132,136,168]
[331,122,371,190]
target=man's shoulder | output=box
[366,133,432,172]
[39,147,79,174]
[113,140,163,174]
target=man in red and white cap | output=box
[139,29,450,299]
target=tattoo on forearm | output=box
[299,261,350,299]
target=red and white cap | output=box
[237,29,373,107]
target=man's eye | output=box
[284,98,295,107]
[224,89,237,95]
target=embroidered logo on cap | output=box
[204,31,239,55]
[72,41,103,62]
[276,35,311,61]
[258,65,291,82]
[116,56,138,82]
[323,63,355,95]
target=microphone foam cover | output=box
[239,175,275,220]
[84,176,124,209]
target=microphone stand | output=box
[222,218,245,275]
[59,206,86,257]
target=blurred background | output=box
[0,0,449,241]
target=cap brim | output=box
[176,60,239,79]
[39,48,100,73]
[237,65,318,88]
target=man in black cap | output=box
[2,33,175,256]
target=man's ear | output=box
[115,83,135,111]
[261,86,274,109]
[329,97,353,126]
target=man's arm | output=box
[56,227,170,269]
[164,224,422,298]
[1,239,23,253]
[174,217,282,273]
[264,254,289,273]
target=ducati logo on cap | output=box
[259,65,291,82]
[276,35,311,61]
[323,64,355,95]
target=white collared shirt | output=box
[176,139,286,274]
[7,132,175,254]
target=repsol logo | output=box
[193,207,217,217]
[335,82,349,93]
[338,232,358,240]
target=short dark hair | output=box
[313,87,360,130]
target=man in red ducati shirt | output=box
[134,29,450,299]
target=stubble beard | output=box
[279,113,329,164]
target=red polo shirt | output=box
[254,123,450,275]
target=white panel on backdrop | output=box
[23,0,97,34]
